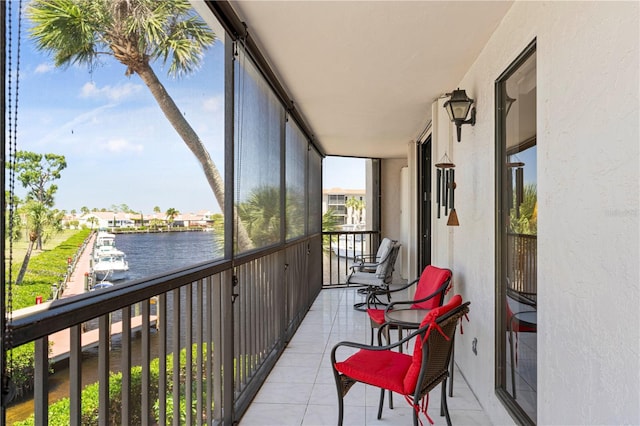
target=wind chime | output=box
[435,153,459,226]
[507,156,525,218]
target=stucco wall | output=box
[431,1,639,424]
[381,158,408,279]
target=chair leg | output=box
[448,342,455,397]
[333,370,348,426]
[377,388,385,419]
[441,378,452,426]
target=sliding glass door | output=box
[496,41,537,424]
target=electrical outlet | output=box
[472,337,478,355]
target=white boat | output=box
[92,253,129,281]
[95,231,117,248]
[331,233,367,259]
[91,281,114,291]
[93,231,125,258]
[93,243,126,260]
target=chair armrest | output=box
[331,322,432,363]
[399,279,451,308]
[365,277,419,309]
[354,253,378,263]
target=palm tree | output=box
[87,217,99,230]
[237,186,280,247]
[165,208,179,229]
[27,0,253,251]
[345,197,365,226]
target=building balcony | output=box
[241,286,490,426]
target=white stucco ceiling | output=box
[228,1,513,159]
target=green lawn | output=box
[6,229,79,266]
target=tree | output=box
[13,151,66,250]
[153,206,161,214]
[87,217,99,230]
[27,0,253,251]
[321,208,340,250]
[237,186,281,247]
[509,184,537,235]
[4,191,23,243]
[165,208,179,228]
[15,201,64,284]
[345,197,365,226]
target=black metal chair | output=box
[349,237,396,273]
[331,295,469,426]
[347,241,401,311]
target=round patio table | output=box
[384,308,431,328]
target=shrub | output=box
[5,230,91,398]
[14,343,212,425]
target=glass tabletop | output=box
[384,308,431,327]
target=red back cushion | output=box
[411,266,451,310]
[402,294,462,393]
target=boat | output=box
[331,233,367,260]
[90,281,114,291]
[93,243,126,260]
[93,231,126,258]
[95,231,117,248]
[92,253,129,281]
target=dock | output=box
[46,232,157,363]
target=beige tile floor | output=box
[240,287,491,426]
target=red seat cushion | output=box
[334,350,413,394]
[402,294,462,393]
[411,266,452,310]
[366,308,386,325]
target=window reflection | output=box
[498,47,537,423]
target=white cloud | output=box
[103,138,144,154]
[80,81,143,102]
[34,63,54,74]
[202,95,223,112]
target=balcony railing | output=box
[507,233,537,305]
[322,231,380,287]
[4,236,322,425]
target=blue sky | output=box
[323,157,366,190]
[7,6,364,215]
[9,6,225,215]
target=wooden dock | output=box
[46,232,157,363]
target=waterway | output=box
[6,231,224,424]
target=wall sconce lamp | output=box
[443,88,476,142]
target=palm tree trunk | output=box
[135,63,253,252]
[16,240,35,285]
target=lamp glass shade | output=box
[444,89,474,122]
[450,102,471,121]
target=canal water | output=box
[6,231,224,424]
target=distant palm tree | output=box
[165,208,179,228]
[345,197,365,226]
[87,217,98,230]
[27,0,253,251]
[237,187,280,247]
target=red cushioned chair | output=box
[331,295,469,426]
[365,265,452,345]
